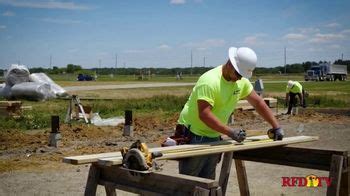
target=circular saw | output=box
[120,140,163,174]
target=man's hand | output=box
[228,128,246,143]
[267,127,284,141]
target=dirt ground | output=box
[0,108,349,195]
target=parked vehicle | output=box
[77,74,95,81]
[304,63,347,81]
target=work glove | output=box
[267,127,284,141]
[228,128,246,143]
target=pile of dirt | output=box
[0,108,349,173]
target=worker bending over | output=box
[177,47,284,179]
[285,80,306,115]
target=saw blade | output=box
[123,148,149,171]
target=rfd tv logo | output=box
[282,175,332,187]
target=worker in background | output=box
[177,47,284,179]
[285,80,306,115]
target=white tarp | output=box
[0,84,12,98]
[29,73,68,97]
[11,82,56,101]
[5,64,30,86]
[0,64,68,101]
[91,113,125,126]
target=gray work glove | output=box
[267,127,284,141]
[228,128,246,143]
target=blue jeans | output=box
[179,132,221,179]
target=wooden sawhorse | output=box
[231,146,349,196]
[83,146,348,196]
[84,163,222,196]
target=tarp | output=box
[91,113,125,126]
[0,84,12,99]
[30,73,68,97]
[5,64,30,86]
[0,64,69,101]
[11,82,56,101]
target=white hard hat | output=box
[228,47,257,78]
[287,80,294,89]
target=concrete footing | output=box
[292,107,298,115]
[123,125,134,137]
[49,133,62,148]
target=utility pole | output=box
[341,53,343,61]
[190,50,193,75]
[98,59,101,76]
[203,56,206,67]
[284,46,287,74]
[115,53,118,76]
[50,55,52,69]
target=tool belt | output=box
[161,124,192,146]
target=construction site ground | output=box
[0,108,349,195]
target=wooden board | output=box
[63,135,269,165]
[63,135,318,166]
[98,136,318,166]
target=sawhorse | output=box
[83,146,348,196]
[231,146,349,196]
[84,163,222,196]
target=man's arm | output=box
[197,100,246,142]
[197,100,231,136]
[247,90,280,129]
[285,93,289,107]
[297,93,303,106]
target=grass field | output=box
[0,73,349,131]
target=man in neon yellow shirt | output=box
[285,80,305,115]
[178,47,283,179]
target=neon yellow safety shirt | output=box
[286,81,303,94]
[178,65,253,138]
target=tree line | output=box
[1,60,349,76]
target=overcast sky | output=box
[0,0,349,69]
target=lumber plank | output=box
[63,152,121,165]
[64,137,251,165]
[64,135,316,166]
[98,136,318,166]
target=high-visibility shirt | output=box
[178,65,253,137]
[286,81,303,94]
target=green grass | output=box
[0,95,189,131]
[1,73,349,131]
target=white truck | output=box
[304,63,347,81]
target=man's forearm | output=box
[199,111,231,136]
